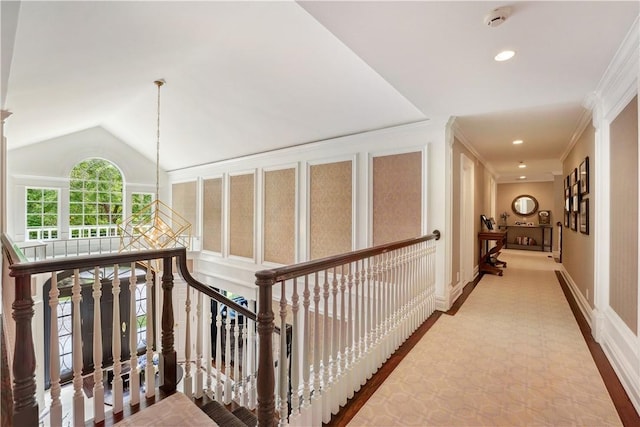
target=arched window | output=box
[69,158,123,238]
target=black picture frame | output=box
[564,211,570,228]
[579,156,589,196]
[571,182,579,212]
[570,211,577,231]
[580,198,589,234]
[572,167,578,185]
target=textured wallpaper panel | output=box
[171,181,197,229]
[264,168,296,264]
[309,161,352,260]
[229,173,254,258]
[372,152,422,245]
[609,95,638,334]
[203,178,222,253]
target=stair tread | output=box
[200,400,247,427]
[232,406,257,427]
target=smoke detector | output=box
[484,7,511,28]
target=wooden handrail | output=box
[255,230,441,427]
[1,233,256,323]
[255,230,441,282]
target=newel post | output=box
[160,256,177,392]
[256,272,275,427]
[12,273,38,426]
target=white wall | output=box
[7,126,163,241]
[168,119,453,308]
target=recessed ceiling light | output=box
[512,140,523,145]
[519,176,526,179]
[495,50,515,62]
[518,163,526,169]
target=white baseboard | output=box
[561,267,640,415]
[600,308,640,415]
[435,294,450,312]
[559,267,593,330]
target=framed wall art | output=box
[579,156,589,195]
[570,211,577,231]
[571,182,579,212]
[579,198,589,234]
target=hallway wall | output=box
[451,137,488,290]
[563,124,595,309]
[609,95,638,334]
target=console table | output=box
[498,225,553,252]
[478,231,507,276]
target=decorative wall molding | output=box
[594,16,639,121]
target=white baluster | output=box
[247,315,257,410]
[145,263,155,398]
[312,272,322,425]
[92,267,105,422]
[195,291,203,398]
[224,308,232,404]
[331,268,340,414]
[184,286,193,398]
[338,265,347,407]
[71,269,84,425]
[321,270,331,424]
[241,316,249,406]
[233,315,240,401]
[346,263,354,399]
[112,265,124,414]
[206,297,213,399]
[279,282,288,426]
[129,262,140,406]
[48,271,62,426]
[215,310,223,402]
[290,278,300,417]
[353,261,363,390]
[301,275,311,412]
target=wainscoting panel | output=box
[263,168,295,264]
[203,177,222,253]
[372,151,422,246]
[309,161,352,260]
[229,173,255,259]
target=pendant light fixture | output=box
[119,80,191,251]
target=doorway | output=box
[460,153,475,285]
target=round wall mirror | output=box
[512,195,539,216]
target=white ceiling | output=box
[2,1,638,181]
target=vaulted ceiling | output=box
[2,1,638,181]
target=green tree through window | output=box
[69,159,123,238]
[26,188,59,240]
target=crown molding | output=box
[561,105,593,162]
[451,119,497,178]
[593,15,639,120]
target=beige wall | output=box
[452,138,487,284]
[496,182,555,225]
[609,96,638,334]
[562,123,595,308]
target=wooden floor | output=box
[325,272,640,427]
